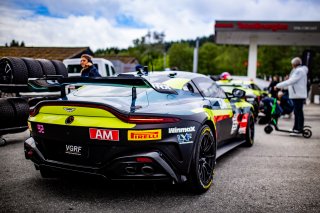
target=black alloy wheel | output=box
[0,57,28,84]
[0,59,13,83]
[188,125,216,193]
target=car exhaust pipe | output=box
[125,166,137,175]
[141,166,154,176]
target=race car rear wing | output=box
[27,75,178,97]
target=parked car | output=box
[24,70,255,193]
[217,79,269,119]
[63,58,116,77]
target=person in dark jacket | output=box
[80,54,101,77]
[268,75,280,98]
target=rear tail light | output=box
[136,157,153,163]
[127,116,180,124]
[29,107,39,117]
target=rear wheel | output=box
[264,125,273,134]
[302,128,312,139]
[244,113,255,147]
[188,125,216,194]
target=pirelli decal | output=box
[128,129,162,141]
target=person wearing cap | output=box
[80,54,101,77]
[275,57,308,135]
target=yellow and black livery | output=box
[25,71,254,194]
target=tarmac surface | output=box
[0,103,319,212]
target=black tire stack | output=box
[0,57,68,131]
[0,57,68,84]
[0,98,29,128]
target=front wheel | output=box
[187,125,216,194]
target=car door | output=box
[192,77,234,144]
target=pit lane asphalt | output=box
[1,104,320,213]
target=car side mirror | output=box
[232,88,246,98]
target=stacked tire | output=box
[0,57,68,84]
[0,98,29,128]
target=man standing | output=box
[276,57,308,135]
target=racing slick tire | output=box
[244,113,255,147]
[0,98,16,128]
[21,57,43,78]
[7,98,29,127]
[187,125,216,194]
[0,57,28,84]
[51,60,68,77]
[37,59,56,76]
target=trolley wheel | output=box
[0,137,6,146]
[264,125,273,134]
[302,128,312,139]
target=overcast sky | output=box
[0,0,319,51]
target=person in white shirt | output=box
[276,57,308,135]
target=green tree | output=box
[214,45,248,76]
[257,46,305,78]
[168,43,193,71]
[9,39,25,47]
[198,42,219,75]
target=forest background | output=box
[8,31,320,81]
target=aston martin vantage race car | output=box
[24,70,254,193]
[217,79,269,119]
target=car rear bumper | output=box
[24,137,187,183]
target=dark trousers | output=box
[292,99,304,131]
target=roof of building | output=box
[0,46,93,61]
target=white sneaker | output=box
[289,130,300,136]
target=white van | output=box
[63,58,116,77]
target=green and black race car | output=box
[24,70,254,193]
[217,79,269,119]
